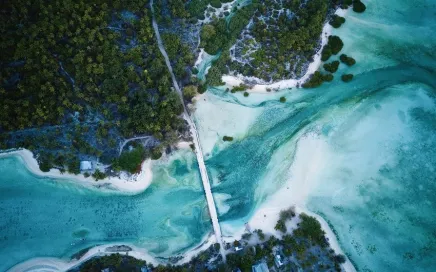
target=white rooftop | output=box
[80,161,93,171]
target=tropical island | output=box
[0,0,365,180]
[0,0,191,179]
[1,1,436,272]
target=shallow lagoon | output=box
[1,0,436,271]
[199,0,436,270]
[0,149,210,271]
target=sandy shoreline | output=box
[2,7,357,271]
[7,243,159,272]
[0,149,153,194]
[221,133,356,272]
[0,139,356,271]
[222,204,356,272]
[6,233,217,272]
[222,8,349,93]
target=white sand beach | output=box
[0,149,153,194]
[7,243,159,272]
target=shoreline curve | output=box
[0,149,153,194]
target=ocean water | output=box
[200,0,436,271]
[1,0,436,271]
[0,149,210,271]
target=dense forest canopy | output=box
[198,0,355,84]
[0,0,364,174]
[0,0,186,173]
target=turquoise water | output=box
[1,0,436,271]
[204,0,436,271]
[196,52,220,82]
[0,150,210,271]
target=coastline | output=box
[223,205,356,272]
[0,149,153,194]
[221,8,349,93]
[221,133,356,272]
[6,243,159,272]
[1,7,360,271]
[0,131,356,271]
[6,233,216,272]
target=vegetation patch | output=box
[353,0,367,13]
[321,36,344,61]
[113,145,145,174]
[330,15,346,28]
[223,136,234,142]
[0,0,187,174]
[340,54,356,66]
[303,71,334,88]
[92,169,107,181]
[323,60,340,73]
[231,85,248,93]
[183,85,198,100]
[341,74,354,82]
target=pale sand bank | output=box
[0,149,153,194]
[221,133,356,271]
[176,141,193,149]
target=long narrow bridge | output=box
[150,0,226,260]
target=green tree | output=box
[183,85,198,100]
[353,0,366,13]
[341,74,354,82]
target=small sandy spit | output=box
[7,243,158,272]
[0,149,153,194]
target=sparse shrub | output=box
[353,0,366,13]
[323,61,340,73]
[340,54,356,66]
[335,254,347,264]
[151,147,162,160]
[303,71,334,88]
[223,136,234,141]
[329,15,346,28]
[322,36,344,61]
[341,74,354,82]
[92,169,107,181]
[275,219,287,233]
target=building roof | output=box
[80,161,93,171]
[274,254,283,266]
[252,262,269,272]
